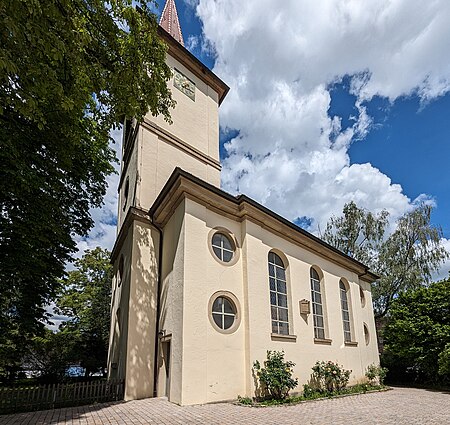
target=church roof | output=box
[149,168,380,283]
[159,0,184,46]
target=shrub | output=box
[365,364,388,385]
[252,351,298,400]
[438,344,450,377]
[310,361,351,393]
[237,395,252,405]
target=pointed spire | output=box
[159,0,184,46]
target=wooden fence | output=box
[0,379,124,415]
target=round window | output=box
[212,296,236,330]
[211,232,235,263]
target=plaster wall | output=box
[157,202,186,405]
[136,128,219,212]
[242,220,379,394]
[180,199,246,405]
[147,55,220,161]
[123,220,160,400]
[173,202,379,404]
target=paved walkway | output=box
[1,387,449,425]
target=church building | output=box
[107,0,380,406]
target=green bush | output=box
[310,361,351,393]
[253,350,298,400]
[237,395,252,405]
[365,364,388,385]
[438,344,450,376]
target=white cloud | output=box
[192,0,450,231]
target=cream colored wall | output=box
[157,202,186,405]
[174,201,379,405]
[123,220,160,400]
[148,55,220,161]
[180,199,246,405]
[243,219,379,392]
[130,52,222,212]
[135,128,219,212]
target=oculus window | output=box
[212,232,235,263]
[212,296,236,330]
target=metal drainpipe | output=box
[152,219,163,398]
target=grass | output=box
[237,384,388,407]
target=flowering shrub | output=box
[253,350,298,400]
[311,361,351,393]
[365,364,388,385]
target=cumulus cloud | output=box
[191,0,450,232]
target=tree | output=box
[0,0,174,352]
[56,247,113,377]
[323,201,389,267]
[323,202,448,318]
[383,278,450,384]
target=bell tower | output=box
[108,0,229,401]
[116,0,229,231]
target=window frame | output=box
[340,280,352,343]
[310,267,328,341]
[208,228,240,266]
[268,251,290,336]
[208,291,241,334]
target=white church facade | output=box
[107,0,379,406]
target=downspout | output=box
[152,218,163,397]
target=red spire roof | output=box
[159,0,184,46]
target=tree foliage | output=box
[323,202,448,317]
[0,0,173,349]
[56,247,113,376]
[383,278,450,384]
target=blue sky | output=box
[158,0,450,237]
[79,1,450,280]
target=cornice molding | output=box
[141,118,221,171]
[111,207,154,262]
[149,168,379,283]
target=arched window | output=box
[340,280,352,342]
[310,268,325,339]
[268,252,289,335]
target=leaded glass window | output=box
[268,252,289,335]
[311,268,325,339]
[340,280,352,342]
[211,233,234,263]
[212,297,236,330]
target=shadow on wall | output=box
[126,223,159,399]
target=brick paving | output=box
[1,387,449,425]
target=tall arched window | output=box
[340,280,352,342]
[268,252,289,335]
[310,268,325,339]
